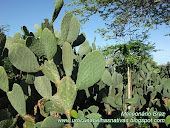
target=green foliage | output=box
[76,50,105,90]
[68,0,169,41]
[0,26,6,56]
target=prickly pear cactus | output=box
[62,42,73,76]
[0,66,9,92]
[76,50,105,90]
[7,83,26,116]
[8,43,40,72]
[0,1,169,128]
[34,76,52,99]
[40,28,57,60]
[42,60,60,84]
[61,12,80,43]
[57,77,77,118]
[51,0,64,24]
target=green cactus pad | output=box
[54,29,61,39]
[8,43,39,72]
[85,113,102,119]
[42,60,60,84]
[87,105,99,113]
[5,37,26,50]
[25,74,35,84]
[0,66,9,92]
[44,101,63,114]
[7,83,26,116]
[51,0,64,23]
[102,69,112,86]
[103,96,119,108]
[165,115,170,127]
[86,113,102,128]
[34,122,42,128]
[74,122,93,128]
[71,110,78,119]
[126,93,139,106]
[155,85,162,93]
[0,120,15,128]
[57,77,77,118]
[40,28,57,60]
[78,40,92,56]
[41,116,64,128]
[62,42,73,76]
[37,98,49,117]
[72,32,86,47]
[111,72,123,88]
[61,12,80,43]
[34,76,52,99]
[23,115,35,128]
[76,51,105,90]
[50,94,65,114]
[28,38,45,58]
[115,93,122,106]
[164,79,170,91]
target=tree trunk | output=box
[127,66,132,110]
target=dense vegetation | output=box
[0,0,170,128]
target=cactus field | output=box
[0,0,170,128]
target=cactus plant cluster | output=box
[0,0,170,128]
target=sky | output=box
[0,0,169,65]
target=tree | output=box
[68,0,169,41]
[103,40,155,110]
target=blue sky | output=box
[1,0,169,65]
